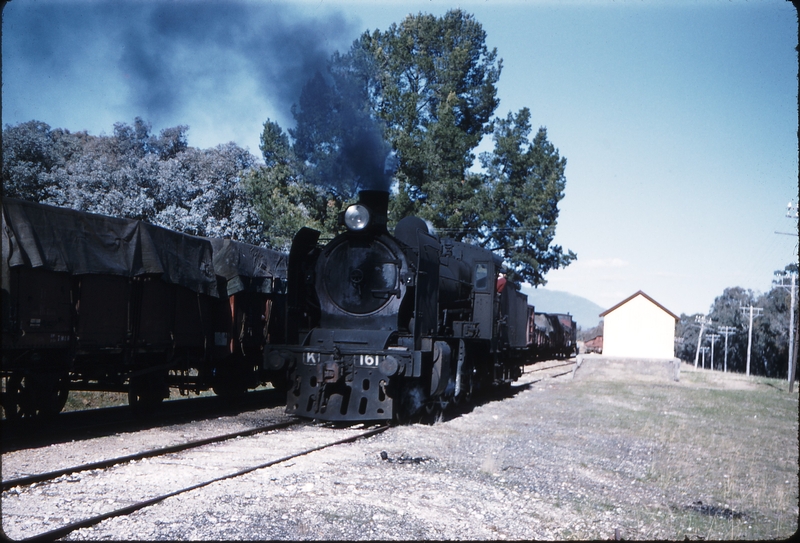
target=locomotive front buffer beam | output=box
[277,346,418,422]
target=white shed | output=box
[599,290,678,359]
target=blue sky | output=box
[3,0,797,317]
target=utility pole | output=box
[774,272,797,386]
[707,333,720,371]
[694,315,713,368]
[717,326,737,373]
[699,346,709,369]
[791,313,799,393]
[780,201,799,390]
[740,305,763,376]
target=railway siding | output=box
[1,407,294,482]
[1,422,373,540]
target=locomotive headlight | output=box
[344,204,370,231]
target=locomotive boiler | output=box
[264,190,532,422]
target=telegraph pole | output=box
[699,346,709,369]
[791,313,799,393]
[717,326,737,373]
[707,333,720,370]
[694,315,713,368]
[740,305,763,376]
[779,201,799,390]
[774,272,797,386]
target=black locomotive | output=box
[265,190,538,422]
[1,198,287,419]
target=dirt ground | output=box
[2,360,798,540]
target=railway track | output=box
[2,421,388,541]
[2,360,573,540]
[523,359,576,379]
[1,419,300,492]
[1,388,286,453]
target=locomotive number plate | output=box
[303,352,321,365]
[355,354,384,367]
[301,353,385,367]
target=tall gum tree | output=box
[250,9,576,284]
[479,108,576,285]
[355,9,501,224]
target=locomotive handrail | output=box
[370,287,401,298]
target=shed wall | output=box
[602,295,675,359]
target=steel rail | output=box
[524,361,576,374]
[2,418,300,492]
[20,424,389,543]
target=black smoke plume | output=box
[7,0,357,131]
[290,66,394,195]
[8,0,394,196]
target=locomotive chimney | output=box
[358,189,389,231]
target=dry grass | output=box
[556,363,799,539]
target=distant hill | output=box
[518,287,605,329]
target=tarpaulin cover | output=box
[208,238,288,296]
[2,198,219,297]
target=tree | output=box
[479,108,576,285]
[244,119,346,250]
[673,274,798,378]
[353,9,501,223]
[752,287,791,379]
[3,118,266,245]
[249,9,575,286]
[707,287,754,373]
[675,313,704,363]
[2,120,83,201]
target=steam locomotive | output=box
[1,198,287,420]
[265,190,551,423]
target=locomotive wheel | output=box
[3,372,70,421]
[419,400,447,424]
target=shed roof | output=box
[599,290,679,321]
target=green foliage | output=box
[3,118,265,244]
[676,266,799,379]
[247,9,574,286]
[2,120,84,201]
[479,108,577,284]
[355,9,501,222]
[245,119,346,250]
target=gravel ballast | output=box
[2,361,797,540]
